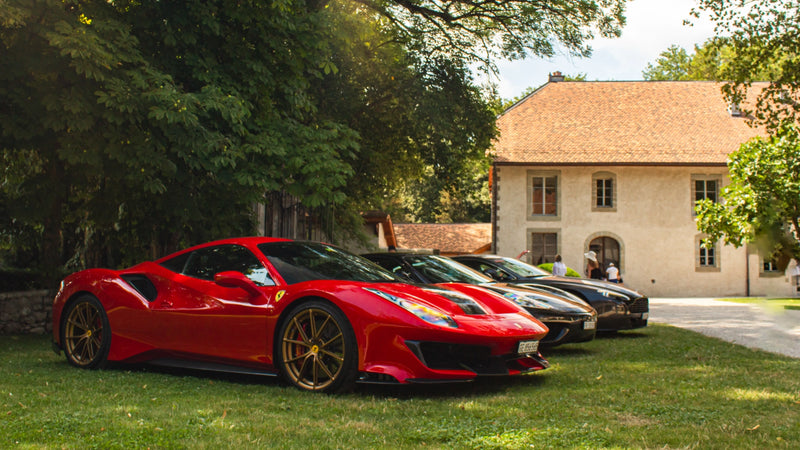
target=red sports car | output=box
[52,237,549,392]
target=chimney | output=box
[549,71,565,82]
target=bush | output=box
[538,263,581,277]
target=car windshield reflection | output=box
[258,241,400,284]
[404,255,492,284]
[491,257,550,278]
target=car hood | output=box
[482,283,594,314]
[530,276,645,299]
[360,282,531,318]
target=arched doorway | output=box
[588,236,621,269]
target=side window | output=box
[692,175,721,215]
[160,252,191,274]
[592,171,616,212]
[183,245,273,286]
[475,262,512,281]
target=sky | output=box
[492,0,719,99]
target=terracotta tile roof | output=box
[394,223,492,255]
[496,81,767,165]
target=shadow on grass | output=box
[595,330,649,340]
[358,371,549,399]
[47,358,550,400]
[541,345,595,358]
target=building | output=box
[492,77,797,297]
[394,223,491,255]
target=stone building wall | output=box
[0,290,55,335]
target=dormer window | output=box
[728,103,742,117]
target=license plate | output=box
[584,319,597,330]
[518,340,539,354]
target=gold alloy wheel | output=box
[64,300,106,367]
[281,307,346,391]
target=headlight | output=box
[363,288,458,328]
[423,287,486,315]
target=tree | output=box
[642,39,746,81]
[688,0,800,268]
[354,0,626,69]
[305,1,498,224]
[696,126,800,269]
[693,0,800,131]
[1,0,629,280]
[1,0,357,277]
[642,45,694,80]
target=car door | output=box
[152,244,277,365]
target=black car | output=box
[363,253,597,346]
[452,255,648,332]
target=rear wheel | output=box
[62,295,111,369]
[278,300,357,393]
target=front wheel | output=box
[277,300,357,393]
[61,295,111,369]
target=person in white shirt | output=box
[606,262,620,283]
[552,254,567,277]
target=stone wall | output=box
[0,290,55,335]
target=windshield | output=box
[404,255,493,284]
[258,241,399,284]
[491,257,551,277]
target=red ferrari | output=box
[52,237,549,392]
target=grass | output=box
[2,327,799,449]
[718,297,800,311]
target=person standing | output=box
[606,262,620,283]
[552,254,567,277]
[585,251,603,280]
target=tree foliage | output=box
[1,0,357,276]
[309,2,498,224]
[353,0,626,69]
[642,45,697,80]
[696,126,800,268]
[1,0,628,281]
[642,39,775,82]
[693,0,800,131]
[688,1,800,268]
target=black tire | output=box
[277,300,357,393]
[61,295,111,369]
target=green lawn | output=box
[2,327,799,449]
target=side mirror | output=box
[214,271,263,300]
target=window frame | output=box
[526,170,560,220]
[760,256,783,278]
[695,235,721,272]
[527,230,559,266]
[692,174,722,216]
[592,171,617,212]
[163,244,275,286]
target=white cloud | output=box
[492,0,718,99]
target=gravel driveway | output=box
[649,298,800,359]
